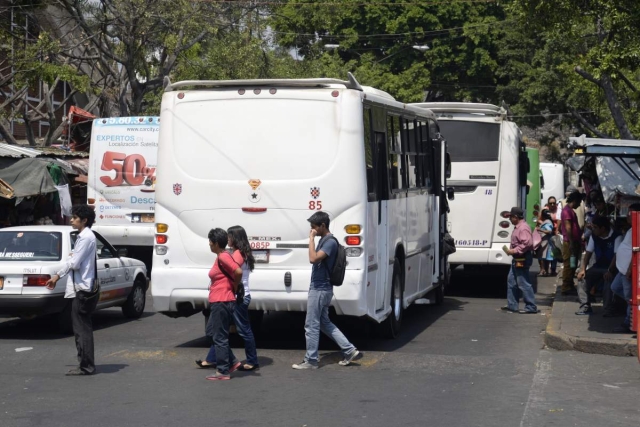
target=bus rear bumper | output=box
[151,268,367,318]
[449,245,512,266]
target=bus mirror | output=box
[445,153,452,179]
[447,187,455,200]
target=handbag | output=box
[73,255,101,315]
[218,254,244,304]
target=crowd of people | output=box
[505,184,636,334]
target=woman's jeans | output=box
[507,252,537,313]
[610,272,632,327]
[206,295,259,366]
[206,301,237,374]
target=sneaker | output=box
[501,306,518,313]
[206,372,231,381]
[338,349,362,366]
[292,361,318,370]
[575,305,593,316]
[65,368,94,376]
[520,309,541,314]
[229,361,242,373]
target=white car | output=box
[0,226,148,331]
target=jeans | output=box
[304,289,356,364]
[577,267,608,306]
[506,254,537,312]
[207,301,238,374]
[610,272,632,327]
[562,241,582,291]
[71,296,95,374]
[206,295,259,366]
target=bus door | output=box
[369,106,390,311]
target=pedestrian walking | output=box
[560,191,583,295]
[502,207,538,314]
[45,205,98,376]
[292,211,361,369]
[575,216,621,315]
[204,228,243,381]
[196,226,259,371]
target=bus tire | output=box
[379,258,403,339]
[122,277,146,319]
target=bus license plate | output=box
[0,277,3,290]
[254,250,269,264]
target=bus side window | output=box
[363,107,376,201]
[404,119,417,189]
[387,115,402,191]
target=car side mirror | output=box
[447,187,455,200]
[117,248,128,257]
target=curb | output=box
[544,286,638,357]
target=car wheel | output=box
[122,277,146,319]
[379,258,403,339]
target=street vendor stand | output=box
[567,135,640,361]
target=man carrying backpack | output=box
[292,211,361,370]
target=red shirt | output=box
[560,205,581,243]
[208,252,242,303]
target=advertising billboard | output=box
[88,117,159,246]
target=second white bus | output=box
[411,102,528,270]
[151,74,451,337]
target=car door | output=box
[93,232,127,305]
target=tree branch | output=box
[618,71,639,93]
[569,107,610,138]
[574,66,602,88]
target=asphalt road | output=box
[1,267,639,427]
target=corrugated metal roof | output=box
[0,143,43,158]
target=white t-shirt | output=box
[615,229,633,274]
[240,262,251,295]
[586,229,623,254]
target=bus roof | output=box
[163,72,364,92]
[410,102,507,119]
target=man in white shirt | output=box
[575,216,622,315]
[610,203,640,334]
[46,205,97,375]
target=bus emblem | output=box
[173,183,182,195]
[248,179,262,190]
[310,187,320,199]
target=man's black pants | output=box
[71,296,95,374]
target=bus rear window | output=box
[0,231,62,261]
[438,121,500,162]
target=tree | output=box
[268,0,508,103]
[509,0,640,139]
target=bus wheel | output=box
[380,258,403,339]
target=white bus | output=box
[411,103,528,270]
[151,74,450,337]
[87,117,160,271]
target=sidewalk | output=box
[543,275,638,357]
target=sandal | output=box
[196,359,217,369]
[537,271,548,277]
[238,363,259,371]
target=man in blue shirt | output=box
[292,211,361,369]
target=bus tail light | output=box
[500,211,510,219]
[156,246,168,255]
[156,223,169,233]
[533,210,539,217]
[499,221,510,229]
[497,231,509,238]
[345,225,361,234]
[23,275,51,286]
[242,207,267,212]
[156,234,168,244]
[534,204,540,210]
[345,236,361,246]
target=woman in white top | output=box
[196,225,259,371]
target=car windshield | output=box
[0,231,63,261]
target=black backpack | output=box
[320,235,347,287]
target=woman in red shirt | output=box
[204,228,243,381]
